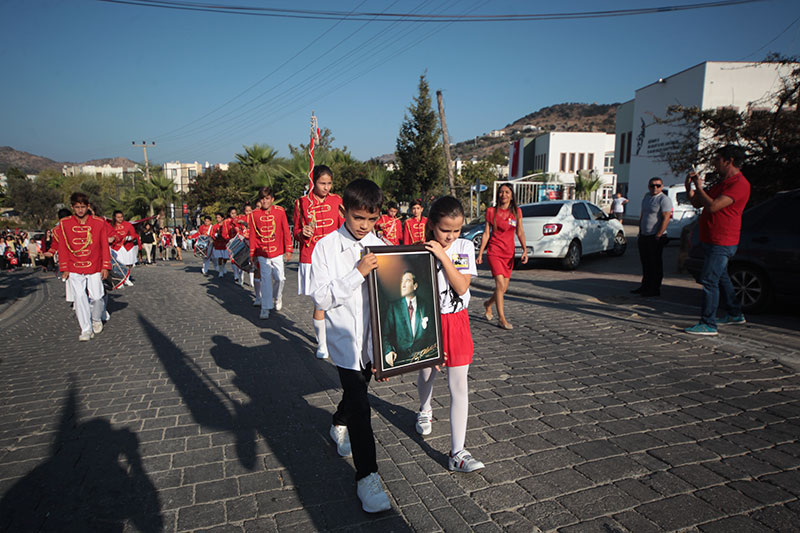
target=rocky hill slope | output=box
[452,102,619,161]
[0,147,139,174]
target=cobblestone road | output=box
[1,255,799,532]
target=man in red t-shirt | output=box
[684,145,751,336]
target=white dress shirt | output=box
[309,225,384,370]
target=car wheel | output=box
[472,232,483,251]
[729,263,772,313]
[607,231,626,256]
[561,240,581,270]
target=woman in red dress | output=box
[476,183,528,329]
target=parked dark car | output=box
[684,189,800,312]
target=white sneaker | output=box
[92,321,103,335]
[78,331,94,341]
[356,473,391,513]
[315,348,328,359]
[329,424,352,457]
[102,310,110,321]
[124,278,134,286]
[274,298,282,311]
[449,449,485,473]
[415,410,432,436]
[252,298,261,307]
[259,309,270,319]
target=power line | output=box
[736,13,800,60]
[157,0,466,159]
[98,0,769,22]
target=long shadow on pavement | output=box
[0,378,162,532]
[140,314,410,530]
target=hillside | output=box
[451,102,619,161]
[0,147,139,174]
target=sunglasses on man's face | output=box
[649,184,663,188]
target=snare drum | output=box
[226,234,252,272]
[104,250,131,291]
[194,235,211,258]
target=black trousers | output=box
[333,364,377,481]
[637,234,669,293]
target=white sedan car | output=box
[518,200,627,270]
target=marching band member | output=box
[211,212,229,277]
[194,215,214,274]
[293,165,345,359]
[241,202,258,290]
[222,207,244,285]
[376,201,403,245]
[402,199,427,245]
[110,210,140,286]
[249,187,292,319]
[58,192,111,341]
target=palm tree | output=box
[129,176,179,218]
[574,170,602,201]
[235,144,279,168]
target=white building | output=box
[508,132,617,205]
[62,164,139,179]
[163,161,202,193]
[617,61,794,218]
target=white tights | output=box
[417,365,470,454]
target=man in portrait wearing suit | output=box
[383,270,436,367]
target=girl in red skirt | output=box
[416,196,484,472]
[477,183,528,329]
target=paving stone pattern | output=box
[1,257,799,532]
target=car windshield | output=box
[520,203,563,217]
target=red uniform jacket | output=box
[248,206,292,259]
[376,214,403,245]
[47,223,61,254]
[211,223,227,250]
[403,216,427,245]
[110,221,140,251]
[57,215,112,274]
[191,223,214,240]
[222,217,242,241]
[293,193,344,264]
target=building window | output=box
[604,152,614,173]
[618,134,625,165]
[626,132,632,164]
[578,153,585,170]
[560,153,566,172]
[587,153,594,170]
[188,168,197,179]
[569,153,576,172]
[170,169,177,179]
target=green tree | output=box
[395,74,444,200]
[5,169,62,228]
[130,176,179,218]
[574,169,602,200]
[485,148,508,167]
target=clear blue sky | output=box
[1,0,798,166]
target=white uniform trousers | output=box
[258,255,285,311]
[67,272,105,334]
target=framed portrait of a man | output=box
[365,244,444,379]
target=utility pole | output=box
[436,90,456,197]
[132,141,156,180]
